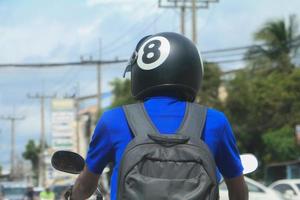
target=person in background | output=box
[39,187,55,200]
[24,186,34,200]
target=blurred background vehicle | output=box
[219,177,284,200]
[269,179,300,200]
[0,182,28,200]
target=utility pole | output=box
[192,0,197,43]
[97,65,101,113]
[28,93,55,187]
[97,39,102,114]
[158,0,219,43]
[180,5,186,35]
[75,83,81,153]
[0,115,25,180]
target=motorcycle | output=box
[51,151,258,199]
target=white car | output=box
[269,179,300,200]
[219,177,283,200]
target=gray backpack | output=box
[117,102,219,200]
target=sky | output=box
[0,0,299,172]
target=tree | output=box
[22,140,40,176]
[224,15,300,179]
[110,79,136,108]
[196,62,222,108]
[247,14,299,72]
[263,126,300,163]
[225,68,300,176]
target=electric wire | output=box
[100,2,159,53]
[0,38,299,68]
[102,9,167,56]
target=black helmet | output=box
[123,32,204,102]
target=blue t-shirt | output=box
[86,96,243,200]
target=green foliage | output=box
[225,15,300,179]
[110,78,136,108]
[22,140,40,175]
[196,62,222,108]
[263,126,300,163]
[0,165,2,175]
[246,14,299,73]
[225,68,300,173]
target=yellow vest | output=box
[40,191,55,200]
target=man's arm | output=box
[225,175,248,200]
[69,111,114,199]
[71,166,100,200]
[214,113,248,199]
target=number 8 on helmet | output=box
[123,32,204,102]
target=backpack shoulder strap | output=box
[123,103,160,137]
[177,102,207,139]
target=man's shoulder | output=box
[101,103,143,119]
[206,107,229,128]
[101,106,125,121]
[207,107,226,120]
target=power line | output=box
[0,38,299,69]
[203,36,300,54]
[0,45,253,68]
[102,9,167,56]
[100,2,159,53]
[202,44,265,54]
[0,59,127,68]
[203,51,248,59]
[208,50,299,64]
[51,66,83,94]
[202,38,300,61]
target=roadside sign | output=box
[51,99,76,151]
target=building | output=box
[265,160,300,185]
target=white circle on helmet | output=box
[137,36,170,70]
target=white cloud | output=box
[86,0,160,21]
[78,19,102,37]
[0,22,73,62]
[0,16,104,63]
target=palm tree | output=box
[247,14,299,72]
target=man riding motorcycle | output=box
[66,32,248,200]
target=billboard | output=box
[51,99,76,151]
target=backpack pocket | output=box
[123,159,213,200]
[138,159,201,179]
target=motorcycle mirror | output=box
[240,154,258,174]
[51,150,85,174]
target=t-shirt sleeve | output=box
[215,114,244,179]
[85,112,114,174]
